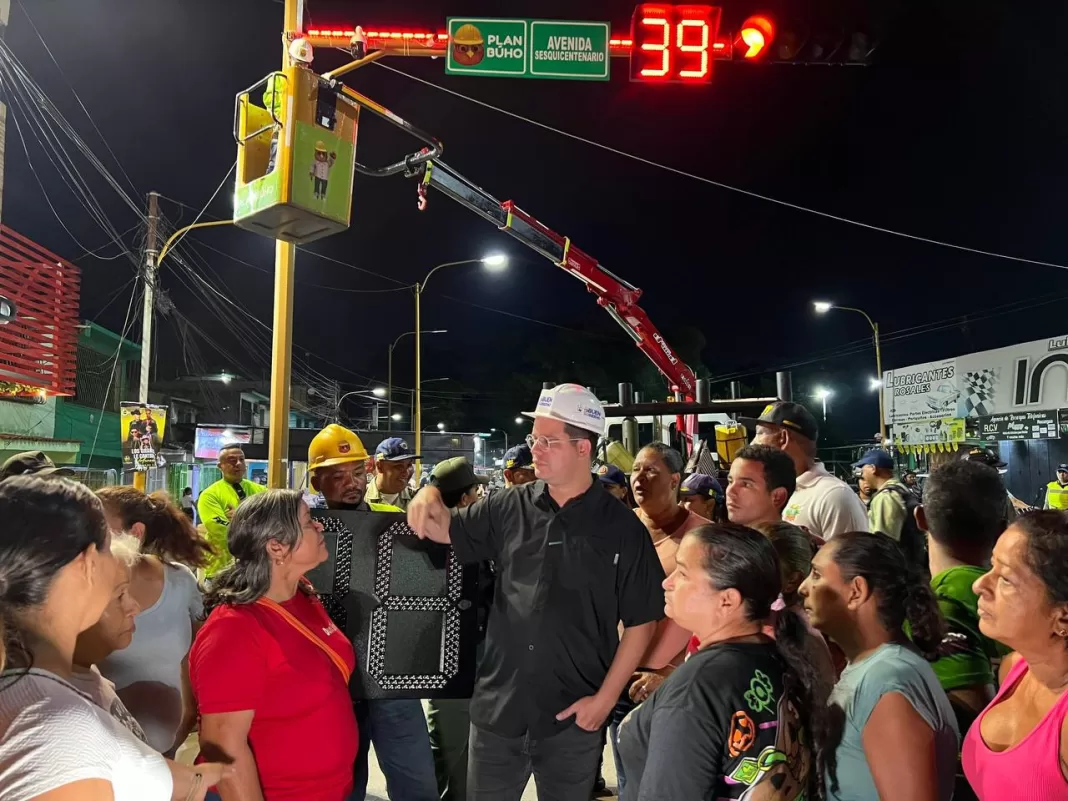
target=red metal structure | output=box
[0,226,81,396]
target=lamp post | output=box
[415,255,507,468]
[814,301,885,445]
[489,427,509,453]
[335,387,386,425]
[388,329,445,431]
[814,386,833,420]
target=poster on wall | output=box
[120,402,168,470]
[892,417,965,454]
[884,333,1068,424]
[976,410,1060,442]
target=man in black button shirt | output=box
[409,383,665,801]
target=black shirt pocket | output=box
[559,530,619,593]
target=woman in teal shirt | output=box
[800,532,959,801]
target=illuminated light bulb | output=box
[738,15,775,60]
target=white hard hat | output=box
[289,37,314,65]
[523,384,606,436]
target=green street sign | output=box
[445,17,611,81]
[529,21,610,81]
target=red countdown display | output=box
[630,4,723,83]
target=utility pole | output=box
[139,192,160,403]
[132,192,159,492]
[266,0,302,489]
[0,0,11,223]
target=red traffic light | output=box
[737,14,775,59]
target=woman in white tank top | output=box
[96,487,214,755]
[0,476,226,801]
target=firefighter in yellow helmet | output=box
[308,424,400,513]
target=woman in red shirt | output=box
[191,489,358,801]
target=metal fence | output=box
[65,467,120,490]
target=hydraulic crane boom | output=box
[416,159,698,398]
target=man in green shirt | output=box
[197,444,267,576]
[917,459,1011,726]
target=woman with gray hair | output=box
[189,489,358,801]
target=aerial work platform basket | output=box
[233,66,359,244]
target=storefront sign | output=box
[885,332,1068,425]
[882,359,958,425]
[977,410,1060,442]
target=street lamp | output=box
[869,377,883,391]
[391,413,402,422]
[336,389,387,425]
[515,417,524,425]
[415,255,509,466]
[813,301,885,445]
[814,386,833,420]
[490,427,509,452]
[437,422,446,431]
[388,329,446,431]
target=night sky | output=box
[7,0,1068,442]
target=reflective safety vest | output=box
[1047,481,1068,510]
[263,72,286,122]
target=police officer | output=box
[306,424,439,801]
[409,383,665,800]
[1045,464,1068,510]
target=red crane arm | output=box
[415,159,697,398]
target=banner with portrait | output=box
[120,402,168,470]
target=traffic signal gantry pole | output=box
[266,0,303,489]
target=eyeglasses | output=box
[525,434,585,451]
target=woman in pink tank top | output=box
[963,512,1068,799]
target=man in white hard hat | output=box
[408,383,665,801]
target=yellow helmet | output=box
[315,140,328,152]
[308,424,369,470]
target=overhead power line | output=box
[374,60,1068,273]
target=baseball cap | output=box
[965,446,1007,470]
[0,451,75,482]
[522,383,606,436]
[738,402,819,442]
[503,444,533,470]
[596,464,628,487]
[680,473,723,500]
[1058,464,1068,472]
[853,449,895,470]
[375,437,420,461]
[431,457,490,495]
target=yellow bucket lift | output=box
[233,66,359,244]
[233,62,443,246]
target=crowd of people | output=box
[0,384,1067,801]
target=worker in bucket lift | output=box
[264,37,314,174]
[306,424,439,801]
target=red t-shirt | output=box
[190,591,358,801]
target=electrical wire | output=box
[0,39,143,268]
[375,61,1068,273]
[188,238,414,293]
[13,0,141,200]
[707,291,1068,384]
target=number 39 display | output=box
[630,4,723,83]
